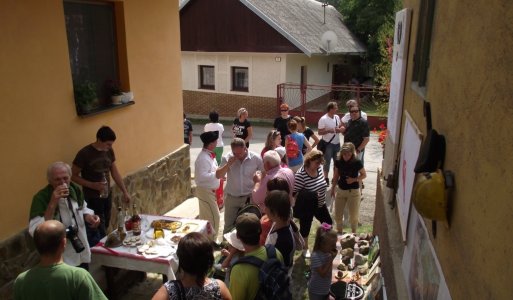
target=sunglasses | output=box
[280,109,288,112]
[350,110,359,113]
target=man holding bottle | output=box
[72,126,131,246]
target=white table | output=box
[91,214,210,293]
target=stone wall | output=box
[0,230,39,299]
[108,144,193,230]
[183,90,277,120]
[0,145,192,299]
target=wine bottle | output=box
[131,203,141,236]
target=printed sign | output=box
[345,282,364,300]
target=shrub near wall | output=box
[183,91,276,120]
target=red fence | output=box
[276,83,388,129]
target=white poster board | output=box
[402,208,452,300]
[387,8,412,143]
[396,112,422,241]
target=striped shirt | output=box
[293,166,327,207]
[308,251,332,295]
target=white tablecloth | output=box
[91,214,210,279]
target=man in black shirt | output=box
[343,106,370,164]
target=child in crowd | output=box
[308,223,338,300]
[264,190,295,270]
[216,229,245,287]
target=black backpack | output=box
[233,245,292,300]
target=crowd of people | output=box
[16,99,369,300]
[188,99,369,299]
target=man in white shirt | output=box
[194,131,221,242]
[341,99,368,124]
[29,162,100,268]
[216,138,264,233]
[317,101,345,183]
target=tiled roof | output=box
[180,0,366,56]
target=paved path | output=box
[189,122,381,226]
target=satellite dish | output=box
[321,30,338,54]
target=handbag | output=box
[290,220,305,251]
[317,118,338,153]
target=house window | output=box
[199,65,215,90]
[412,0,436,90]
[231,67,249,92]
[64,1,129,115]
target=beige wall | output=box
[0,0,183,240]
[385,0,513,298]
[181,52,284,97]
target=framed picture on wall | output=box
[396,111,423,241]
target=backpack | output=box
[286,135,299,159]
[233,245,292,300]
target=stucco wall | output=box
[181,52,284,97]
[0,0,184,240]
[383,0,513,298]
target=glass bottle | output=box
[131,203,141,236]
[153,221,165,239]
[124,206,132,231]
[99,172,109,198]
[117,206,126,240]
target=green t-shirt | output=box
[14,263,107,300]
[229,246,284,300]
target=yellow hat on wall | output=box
[412,170,448,221]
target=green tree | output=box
[335,0,400,107]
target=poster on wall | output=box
[396,112,422,241]
[387,8,412,144]
[402,208,452,300]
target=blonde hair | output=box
[237,108,247,118]
[303,149,325,168]
[338,142,356,161]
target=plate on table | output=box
[180,223,198,233]
[151,219,182,231]
[169,233,186,244]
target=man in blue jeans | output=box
[317,101,345,185]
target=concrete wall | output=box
[379,0,513,299]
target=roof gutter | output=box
[240,0,312,57]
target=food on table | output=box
[180,223,197,233]
[151,220,182,231]
[122,235,142,247]
[170,235,182,244]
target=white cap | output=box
[275,146,286,159]
[223,229,245,251]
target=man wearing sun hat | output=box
[273,103,292,146]
[229,213,284,300]
[195,131,221,242]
